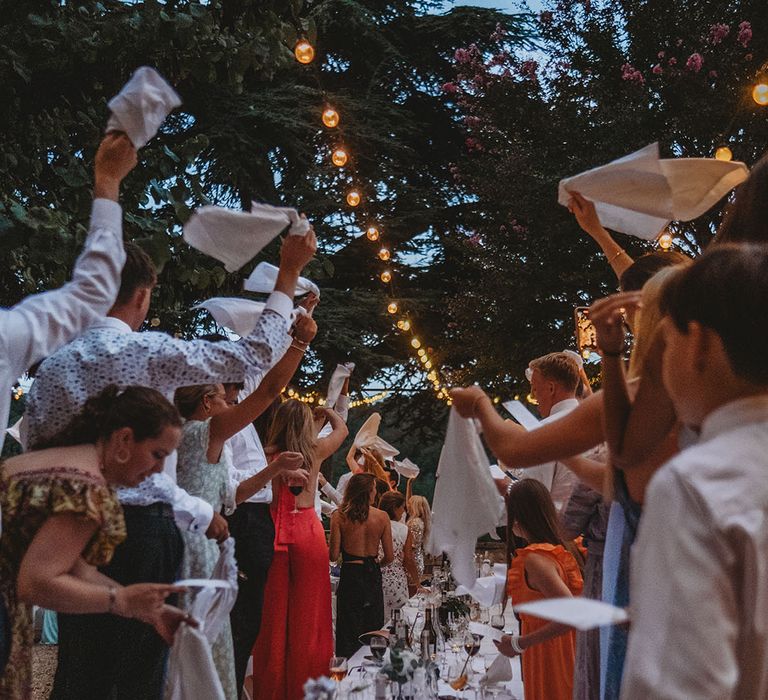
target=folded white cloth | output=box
[353,413,399,460]
[393,457,420,479]
[243,261,320,298]
[501,400,540,430]
[325,362,354,409]
[514,597,629,631]
[193,297,265,338]
[456,574,507,608]
[184,203,310,273]
[482,653,514,684]
[428,409,505,588]
[5,417,22,445]
[558,143,749,240]
[166,539,237,700]
[106,67,181,149]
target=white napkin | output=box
[183,203,310,273]
[393,457,420,479]
[193,297,266,337]
[457,576,506,608]
[325,362,354,409]
[106,67,181,149]
[353,413,399,460]
[428,409,505,588]
[558,143,749,240]
[502,401,540,431]
[243,260,319,298]
[5,417,23,445]
[482,654,514,683]
[514,597,629,631]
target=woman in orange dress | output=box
[247,400,348,700]
[495,479,584,700]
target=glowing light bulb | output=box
[582,349,591,359]
[294,40,315,64]
[493,397,500,404]
[417,348,426,357]
[378,248,391,261]
[715,146,733,162]
[366,226,380,241]
[658,231,673,250]
[346,190,361,207]
[420,354,428,364]
[332,148,348,167]
[526,393,539,406]
[425,361,432,369]
[380,270,392,283]
[387,302,398,314]
[427,371,437,381]
[322,108,339,128]
[400,319,411,331]
[752,82,768,106]
[411,338,421,349]
[150,317,160,327]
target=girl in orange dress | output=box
[495,479,584,700]
[247,400,348,700]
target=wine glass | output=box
[369,636,387,666]
[288,478,303,514]
[330,656,348,691]
[464,632,482,658]
[490,613,505,632]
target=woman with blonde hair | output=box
[249,399,348,700]
[406,495,431,581]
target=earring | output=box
[114,449,130,465]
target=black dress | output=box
[335,550,385,658]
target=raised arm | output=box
[316,407,349,462]
[451,386,605,467]
[567,192,634,281]
[1,133,135,380]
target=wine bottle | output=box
[420,606,438,660]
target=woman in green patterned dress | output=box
[0,386,191,699]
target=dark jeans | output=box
[226,502,275,691]
[51,504,183,700]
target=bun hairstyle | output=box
[340,472,376,523]
[379,491,406,521]
[174,384,219,419]
[40,385,181,449]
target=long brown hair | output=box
[265,399,316,470]
[340,472,376,523]
[379,491,406,521]
[506,479,584,573]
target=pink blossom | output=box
[738,21,752,48]
[657,50,666,59]
[652,64,663,75]
[441,82,458,94]
[454,48,471,64]
[686,52,703,72]
[621,63,645,85]
[539,10,553,26]
[668,57,678,66]
[708,23,730,45]
[463,115,481,128]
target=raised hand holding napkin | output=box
[106,67,181,149]
[244,261,320,298]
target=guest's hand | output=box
[271,452,305,473]
[298,292,320,315]
[293,313,317,345]
[115,583,183,620]
[588,291,642,356]
[318,473,328,488]
[450,386,489,418]
[567,192,605,239]
[151,604,198,645]
[205,511,230,543]
[93,132,137,201]
[281,468,310,488]
[280,226,317,274]
[494,634,522,658]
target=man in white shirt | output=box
[26,227,316,698]
[523,352,581,512]
[0,132,134,452]
[621,245,768,699]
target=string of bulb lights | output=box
[292,31,453,406]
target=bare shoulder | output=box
[4,444,101,478]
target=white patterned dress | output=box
[381,520,409,620]
[176,419,237,700]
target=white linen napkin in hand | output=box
[193,297,266,338]
[428,408,505,588]
[393,458,420,479]
[558,143,748,240]
[243,261,320,298]
[482,654,514,683]
[106,67,181,149]
[514,597,629,631]
[325,363,354,409]
[353,413,399,460]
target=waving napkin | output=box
[515,597,629,631]
[325,362,354,409]
[393,457,420,479]
[353,412,399,461]
[244,261,320,298]
[428,408,505,588]
[106,67,181,149]
[558,143,748,240]
[194,297,266,338]
[184,202,310,273]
